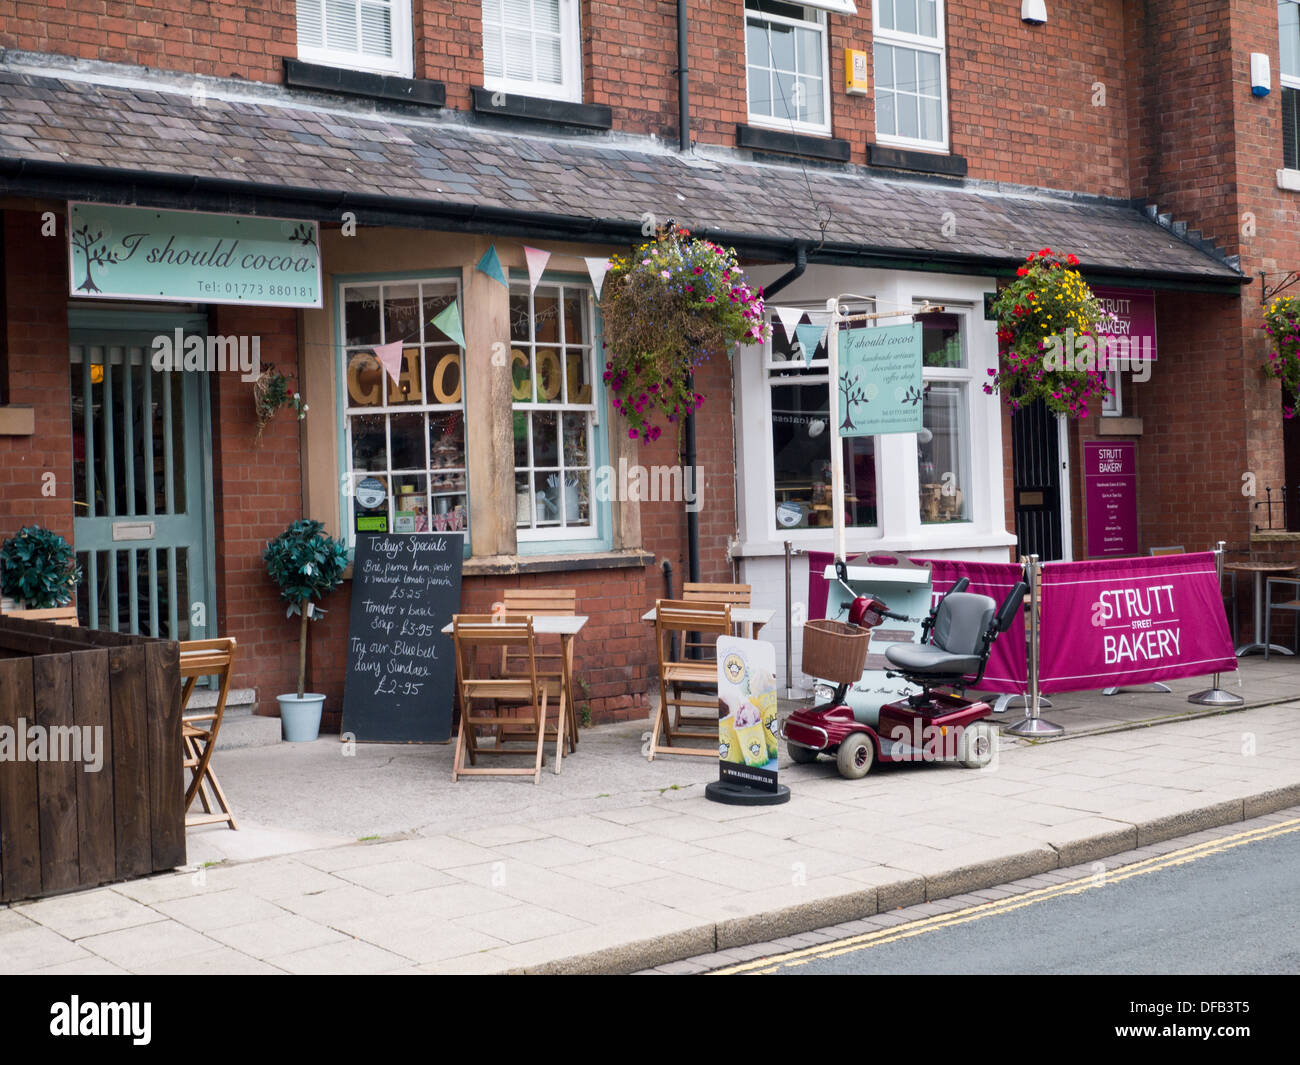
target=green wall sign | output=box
[68,203,321,308]
[837,322,924,437]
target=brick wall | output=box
[208,304,304,705]
[0,209,74,543]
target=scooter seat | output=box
[884,642,982,676]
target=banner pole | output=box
[784,539,794,698]
[1005,554,1064,737]
[1189,540,1244,707]
[827,297,847,564]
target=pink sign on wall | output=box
[1092,286,1157,364]
[1085,441,1138,558]
[1037,552,1236,693]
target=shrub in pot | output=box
[0,525,81,610]
[263,519,348,741]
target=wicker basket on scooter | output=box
[802,619,871,684]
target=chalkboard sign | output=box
[341,534,463,743]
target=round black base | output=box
[705,780,791,806]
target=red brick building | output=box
[0,1,1295,723]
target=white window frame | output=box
[510,279,602,547]
[482,0,583,104]
[1282,1,1300,176]
[872,0,949,152]
[916,305,974,525]
[763,300,882,535]
[744,3,834,136]
[296,0,414,78]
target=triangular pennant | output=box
[373,341,404,387]
[794,322,828,366]
[775,306,805,346]
[524,246,551,294]
[475,244,507,287]
[585,256,611,300]
[429,301,465,348]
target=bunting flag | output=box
[429,301,465,348]
[794,322,828,366]
[476,244,507,287]
[524,245,551,294]
[584,256,611,300]
[373,340,404,387]
[774,305,805,346]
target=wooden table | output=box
[640,605,775,639]
[441,615,587,756]
[1224,561,1297,656]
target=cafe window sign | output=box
[67,203,322,308]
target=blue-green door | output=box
[69,311,217,639]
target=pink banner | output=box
[924,559,1029,694]
[1037,552,1236,693]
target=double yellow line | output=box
[712,816,1300,975]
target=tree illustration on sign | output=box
[901,385,925,406]
[839,370,870,431]
[69,222,125,294]
[288,223,317,247]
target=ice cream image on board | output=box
[748,665,780,760]
[732,693,768,767]
[718,694,744,763]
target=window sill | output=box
[462,548,654,576]
[470,87,612,130]
[736,124,851,163]
[867,143,967,178]
[284,59,445,108]
[1098,416,1143,435]
[1277,168,1300,191]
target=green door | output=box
[69,311,217,639]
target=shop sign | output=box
[1084,441,1138,557]
[67,203,321,308]
[836,322,923,436]
[1092,286,1157,362]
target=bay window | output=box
[340,278,468,544]
[873,0,948,150]
[768,307,879,531]
[296,0,413,77]
[917,311,971,524]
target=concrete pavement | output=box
[2,658,1299,975]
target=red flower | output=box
[1066,254,1079,266]
[1017,267,1028,277]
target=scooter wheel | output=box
[836,732,875,779]
[787,740,820,764]
[958,721,997,769]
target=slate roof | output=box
[0,54,1244,283]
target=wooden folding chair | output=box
[179,637,238,830]
[452,615,551,784]
[501,588,579,753]
[683,581,752,640]
[649,599,731,760]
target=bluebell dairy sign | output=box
[67,204,322,308]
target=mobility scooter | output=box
[783,565,1029,779]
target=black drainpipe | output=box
[677,0,690,151]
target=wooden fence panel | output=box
[0,657,40,902]
[145,640,185,871]
[33,653,79,895]
[110,644,152,881]
[73,648,116,887]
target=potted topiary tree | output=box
[263,519,349,741]
[0,525,81,613]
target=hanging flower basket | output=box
[1263,295,1300,418]
[600,226,771,443]
[985,249,1111,418]
[252,363,308,441]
